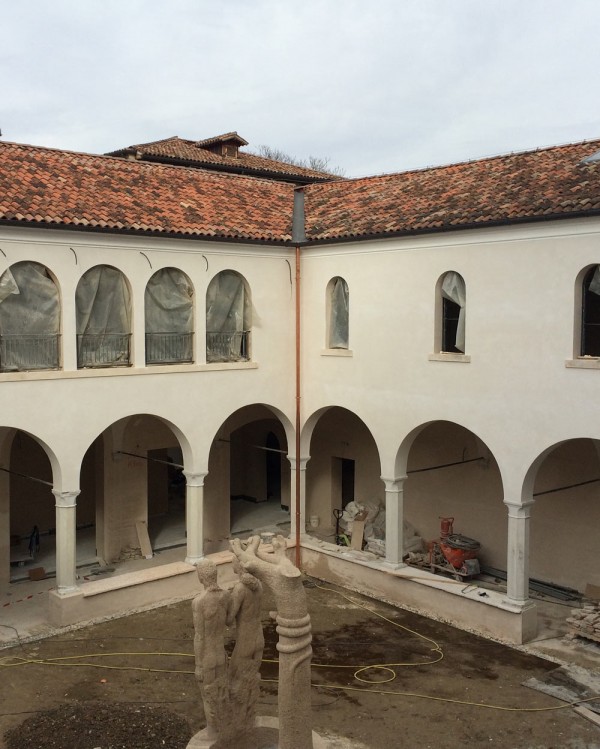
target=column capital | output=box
[381,476,407,492]
[183,471,208,487]
[52,490,80,508]
[287,455,310,471]
[503,499,535,518]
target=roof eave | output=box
[301,209,600,247]
[0,219,294,247]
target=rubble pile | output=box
[566,602,600,643]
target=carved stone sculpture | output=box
[191,560,231,742]
[230,535,314,749]
[225,558,264,738]
[189,538,322,749]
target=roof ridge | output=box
[315,136,600,188]
[0,139,298,188]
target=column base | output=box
[381,559,407,571]
[48,587,84,627]
[185,555,204,565]
[186,716,332,748]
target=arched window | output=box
[440,271,466,353]
[0,262,60,371]
[327,276,349,349]
[145,268,194,364]
[581,265,600,356]
[76,265,132,368]
[206,270,251,362]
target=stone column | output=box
[53,490,80,593]
[287,456,309,540]
[503,499,534,608]
[185,471,207,564]
[382,476,407,568]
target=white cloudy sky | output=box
[2,0,600,177]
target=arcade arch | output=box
[304,407,382,537]
[205,405,292,554]
[526,437,600,592]
[400,421,504,572]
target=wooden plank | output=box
[585,583,600,601]
[350,511,368,551]
[573,705,600,728]
[136,521,153,559]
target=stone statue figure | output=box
[192,559,231,742]
[222,558,265,738]
[230,535,314,749]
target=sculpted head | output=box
[196,559,219,590]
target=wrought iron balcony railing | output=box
[206,331,249,363]
[77,333,131,368]
[0,334,60,372]
[145,332,193,364]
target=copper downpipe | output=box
[294,242,301,568]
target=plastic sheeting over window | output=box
[441,272,466,353]
[328,277,349,349]
[589,265,600,296]
[0,262,60,371]
[206,271,251,362]
[76,266,131,368]
[145,268,194,364]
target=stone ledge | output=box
[81,561,195,597]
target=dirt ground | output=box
[1,577,599,749]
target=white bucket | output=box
[309,515,320,528]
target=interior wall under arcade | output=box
[403,422,506,571]
[530,438,600,591]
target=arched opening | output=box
[436,271,466,353]
[206,405,291,554]
[326,276,349,349]
[403,421,504,572]
[82,415,189,565]
[529,438,600,592]
[1,430,57,583]
[76,265,132,368]
[306,407,382,546]
[0,262,60,371]
[206,270,251,362]
[145,267,194,364]
[579,264,600,357]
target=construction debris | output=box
[337,500,423,557]
[566,602,600,644]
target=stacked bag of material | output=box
[566,602,600,642]
[338,500,424,557]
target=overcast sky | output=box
[2,0,600,178]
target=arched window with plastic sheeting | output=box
[440,271,466,353]
[76,265,132,368]
[327,276,349,349]
[581,265,600,356]
[0,262,60,372]
[206,270,251,363]
[145,268,194,364]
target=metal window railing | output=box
[77,333,131,368]
[0,334,60,372]
[145,332,193,364]
[206,331,250,363]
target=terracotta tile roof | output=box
[303,139,600,242]
[0,141,293,242]
[194,132,248,148]
[107,136,333,183]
